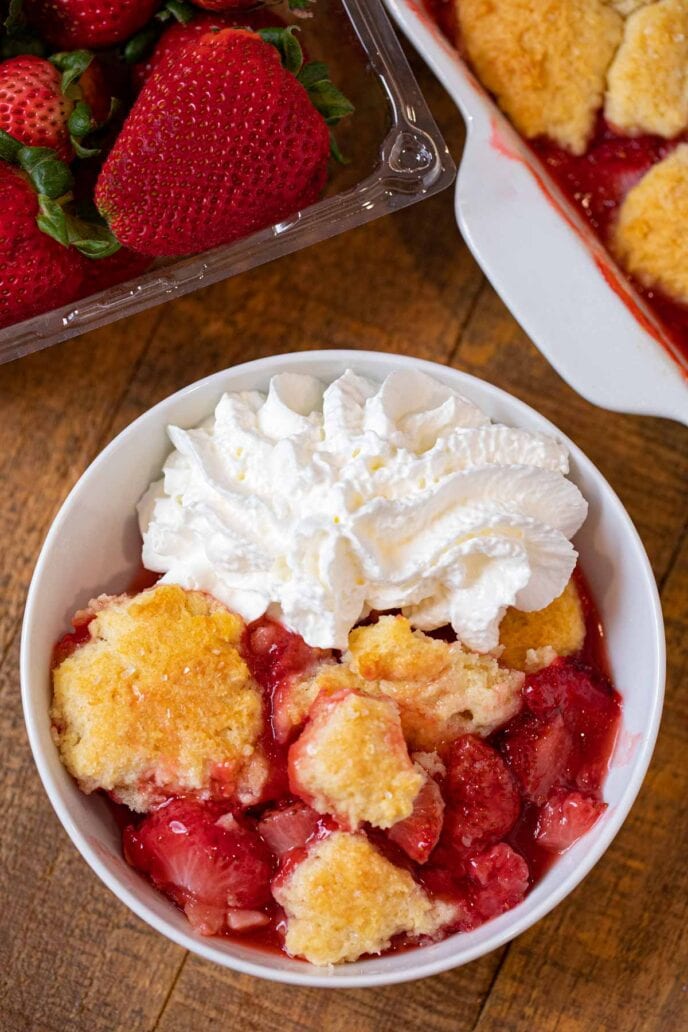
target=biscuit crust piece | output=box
[51,585,265,811]
[611,144,688,304]
[605,0,688,138]
[284,616,524,750]
[456,0,623,154]
[272,831,457,965]
[606,0,653,14]
[288,689,423,830]
[499,578,585,672]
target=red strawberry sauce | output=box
[424,1,688,370]
[57,567,621,960]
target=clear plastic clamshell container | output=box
[0,0,456,364]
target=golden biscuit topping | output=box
[289,689,423,830]
[611,144,688,305]
[51,585,265,811]
[456,0,623,154]
[273,831,457,965]
[499,578,585,671]
[605,0,688,138]
[286,616,523,749]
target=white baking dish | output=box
[384,0,688,425]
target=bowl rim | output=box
[20,349,666,987]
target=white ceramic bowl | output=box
[21,350,665,987]
[384,0,688,426]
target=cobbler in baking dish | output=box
[49,369,621,966]
[429,0,688,365]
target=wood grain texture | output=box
[1,49,686,1032]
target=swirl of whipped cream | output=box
[138,369,587,651]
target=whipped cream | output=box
[138,369,587,651]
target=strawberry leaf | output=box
[123,24,160,64]
[50,49,94,94]
[17,145,74,199]
[68,100,93,139]
[36,195,70,247]
[37,195,121,259]
[71,137,100,159]
[257,26,303,77]
[297,61,328,91]
[1,0,46,57]
[164,0,194,24]
[3,0,24,34]
[0,128,22,162]
[302,73,354,125]
[288,0,315,12]
[329,132,350,165]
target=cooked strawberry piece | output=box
[498,712,573,804]
[257,800,321,857]
[442,736,520,859]
[388,773,445,864]
[536,126,674,237]
[52,617,94,666]
[183,899,226,936]
[467,843,530,921]
[536,789,607,852]
[524,658,620,792]
[525,658,618,732]
[246,617,323,693]
[226,908,271,932]
[124,799,273,926]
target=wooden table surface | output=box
[1,51,687,1032]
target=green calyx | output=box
[50,49,93,93]
[257,27,354,163]
[0,134,75,198]
[0,128,119,258]
[1,0,46,57]
[50,50,120,157]
[37,196,121,259]
[123,0,194,64]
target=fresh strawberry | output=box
[388,773,444,864]
[131,8,283,91]
[535,789,606,852]
[77,245,152,298]
[467,843,530,920]
[96,28,352,256]
[422,842,529,929]
[124,799,273,933]
[257,799,320,857]
[192,0,256,9]
[24,0,162,50]
[0,56,74,162]
[498,711,573,804]
[0,164,85,329]
[442,735,520,860]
